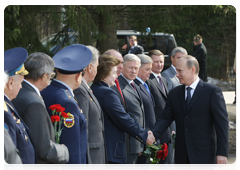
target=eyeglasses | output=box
[81,68,86,77]
[49,72,56,79]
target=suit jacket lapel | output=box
[83,82,102,112]
[119,75,140,100]
[150,74,167,98]
[134,79,153,103]
[178,85,186,114]
[187,80,204,113]
[22,81,46,107]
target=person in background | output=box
[122,35,144,55]
[151,55,228,164]
[133,54,156,164]
[118,54,147,164]
[162,47,188,91]
[104,49,126,110]
[4,47,36,164]
[147,49,172,164]
[41,44,92,164]
[192,34,208,82]
[12,52,69,164]
[4,71,22,164]
[161,47,188,163]
[233,46,238,104]
[73,46,107,164]
[91,54,155,164]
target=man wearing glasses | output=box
[12,52,69,164]
[41,44,92,164]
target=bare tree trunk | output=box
[98,12,118,53]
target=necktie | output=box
[144,83,151,96]
[157,76,166,95]
[128,47,134,54]
[130,82,137,91]
[186,87,192,108]
[115,79,125,104]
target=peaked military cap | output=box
[53,44,92,74]
[4,47,29,76]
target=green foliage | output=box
[126,5,235,79]
[4,5,235,79]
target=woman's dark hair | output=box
[94,54,120,82]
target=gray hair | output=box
[123,54,141,66]
[137,54,153,68]
[171,47,188,58]
[181,55,199,74]
[86,45,100,65]
[24,52,55,81]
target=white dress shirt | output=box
[185,77,200,99]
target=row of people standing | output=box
[4,44,155,164]
[4,39,227,164]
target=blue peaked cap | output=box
[4,47,29,76]
[53,44,92,74]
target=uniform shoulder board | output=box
[62,89,73,100]
[4,101,8,112]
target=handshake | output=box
[146,130,156,145]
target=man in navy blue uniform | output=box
[4,47,36,164]
[41,44,92,164]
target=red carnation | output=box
[55,115,60,122]
[61,112,68,118]
[51,116,55,122]
[56,106,65,113]
[49,104,61,111]
[156,150,163,159]
[162,149,168,160]
[161,143,168,150]
[51,115,60,122]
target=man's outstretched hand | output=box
[146,130,155,145]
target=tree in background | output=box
[4,5,236,80]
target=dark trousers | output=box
[235,76,238,101]
[136,155,150,170]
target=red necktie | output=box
[115,79,125,104]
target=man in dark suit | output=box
[147,50,172,164]
[118,54,146,163]
[12,52,69,164]
[4,47,36,164]
[193,34,208,82]
[133,54,156,164]
[74,46,106,164]
[104,49,126,110]
[161,47,187,164]
[151,55,228,164]
[41,44,92,164]
[122,35,144,55]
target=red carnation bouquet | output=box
[142,143,168,164]
[49,104,68,143]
